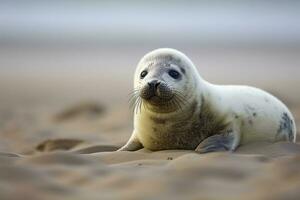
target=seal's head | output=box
[132,48,200,113]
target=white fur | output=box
[208,84,296,143]
[120,48,296,152]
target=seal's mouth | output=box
[129,80,186,113]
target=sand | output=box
[0,98,299,200]
[1,45,300,200]
[1,144,300,200]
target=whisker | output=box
[128,85,191,114]
[130,97,139,112]
[128,88,143,114]
[139,99,143,114]
[128,94,137,103]
[175,91,189,106]
[173,97,182,111]
[135,99,140,114]
[127,90,140,97]
[164,85,187,109]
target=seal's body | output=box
[119,48,296,153]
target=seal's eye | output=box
[168,69,180,79]
[140,70,148,79]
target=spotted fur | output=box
[277,112,294,142]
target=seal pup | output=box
[119,48,296,153]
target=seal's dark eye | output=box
[168,69,180,79]
[140,70,148,79]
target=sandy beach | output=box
[0,43,299,200]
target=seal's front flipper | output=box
[117,132,143,151]
[195,132,238,153]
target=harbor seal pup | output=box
[119,48,296,153]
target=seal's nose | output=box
[148,80,161,90]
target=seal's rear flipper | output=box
[195,132,239,153]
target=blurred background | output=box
[1,0,300,105]
[0,0,299,152]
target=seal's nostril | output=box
[155,81,161,88]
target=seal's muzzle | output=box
[140,80,173,103]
